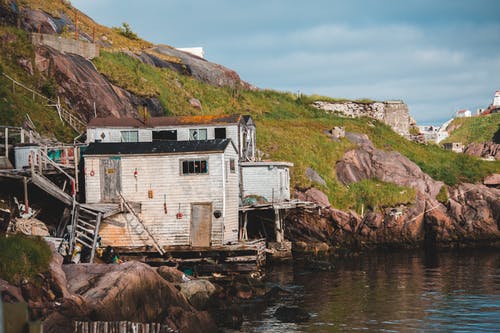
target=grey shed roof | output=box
[84,139,233,156]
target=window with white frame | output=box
[181,159,208,175]
[189,128,207,140]
[120,130,139,142]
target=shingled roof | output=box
[84,139,233,156]
[87,114,244,128]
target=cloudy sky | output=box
[72,0,500,124]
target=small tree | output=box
[116,22,139,40]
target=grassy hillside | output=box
[0,26,75,141]
[1,1,498,213]
[92,51,499,210]
[22,0,154,52]
[443,113,500,144]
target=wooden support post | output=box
[242,212,248,241]
[4,127,8,158]
[38,150,43,173]
[20,128,25,143]
[89,212,102,263]
[23,176,29,214]
[274,208,285,243]
[74,146,79,193]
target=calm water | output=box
[239,249,500,332]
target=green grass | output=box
[347,179,416,214]
[0,26,76,141]
[0,234,52,284]
[90,50,500,209]
[443,113,500,144]
[2,10,499,212]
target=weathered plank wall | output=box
[241,164,291,202]
[84,145,240,247]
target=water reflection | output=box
[240,249,500,332]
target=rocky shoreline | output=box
[289,133,500,254]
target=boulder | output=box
[484,174,500,187]
[179,279,217,310]
[336,133,443,198]
[62,262,217,332]
[303,187,330,208]
[275,306,310,323]
[157,266,186,283]
[189,98,202,110]
[305,167,327,187]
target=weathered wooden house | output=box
[86,114,256,161]
[83,139,240,248]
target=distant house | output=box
[442,142,464,153]
[86,114,256,161]
[83,139,240,248]
[455,109,471,118]
[175,47,205,59]
[240,161,293,202]
[493,91,500,107]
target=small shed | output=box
[240,161,293,203]
[83,139,240,248]
[442,142,464,153]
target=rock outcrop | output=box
[33,46,164,121]
[336,132,444,198]
[313,100,416,137]
[286,133,500,250]
[463,142,500,160]
[150,45,252,89]
[1,245,217,333]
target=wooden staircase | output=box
[71,205,102,263]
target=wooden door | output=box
[190,203,212,247]
[100,158,121,202]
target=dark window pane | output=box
[153,130,177,141]
[215,128,226,139]
[200,160,207,173]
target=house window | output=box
[215,127,226,139]
[229,159,236,173]
[153,130,177,141]
[121,130,138,142]
[181,159,208,175]
[189,129,207,140]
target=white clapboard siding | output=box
[241,163,292,202]
[87,125,242,157]
[87,128,152,143]
[84,144,240,248]
[223,149,239,244]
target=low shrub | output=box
[0,234,52,284]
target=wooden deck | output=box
[239,199,317,212]
[111,239,267,275]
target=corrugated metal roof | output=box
[87,114,245,128]
[84,139,232,156]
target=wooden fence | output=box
[73,321,176,333]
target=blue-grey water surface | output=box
[239,249,500,332]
